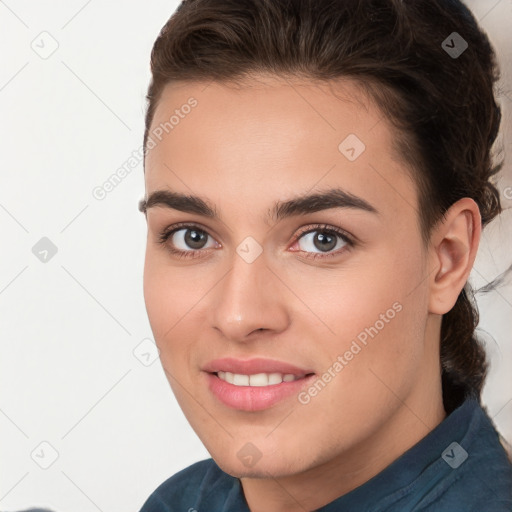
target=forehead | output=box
[144,75,417,222]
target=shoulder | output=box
[415,401,512,511]
[138,458,235,512]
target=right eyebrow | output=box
[138,189,217,217]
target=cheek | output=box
[321,244,428,398]
[308,240,424,336]
[143,252,187,352]
[142,260,170,339]
[297,238,427,368]
[142,250,212,372]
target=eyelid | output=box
[157,221,355,259]
[294,223,353,242]
[158,221,220,244]
[289,223,354,258]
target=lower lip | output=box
[206,372,316,411]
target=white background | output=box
[0,1,511,511]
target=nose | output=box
[211,248,289,344]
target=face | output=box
[141,75,434,479]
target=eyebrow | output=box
[138,187,378,222]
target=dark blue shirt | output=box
[139,398,512,511]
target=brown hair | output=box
[143,0,504,414]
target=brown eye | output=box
[157,223,219,259]
[178,228,209,250]
[163,227,215,251]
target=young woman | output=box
[137,0,512,510]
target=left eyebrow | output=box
[270,187,378,222]
[138,187,378,221]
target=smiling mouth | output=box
[214,371,314,387]
[206,365,317,411]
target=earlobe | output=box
[428,199,481,315]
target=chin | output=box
[212,449,312,480]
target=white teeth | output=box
[233,373,249,386]
[249,373,269,386]
[268,373,283,385]
[216,371,301,386]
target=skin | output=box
[141,75,481,512]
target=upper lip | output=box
[202,357,315,376]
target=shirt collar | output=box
[319,397,482,510]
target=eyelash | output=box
[157,222,355,260]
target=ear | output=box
[428,198,481,315]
